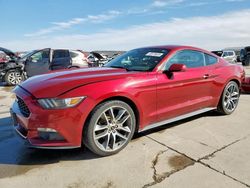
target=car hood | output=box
[20,67,139,98]
[0,47,19,58]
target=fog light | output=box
[37,128,65,141]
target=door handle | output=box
[203,74,209,79]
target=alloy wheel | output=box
[93,106,133,152]
[8,71,23,85]
[223,82,239,113]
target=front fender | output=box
[60,74,157,129]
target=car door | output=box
[156,50,214,122]
[25,49,50,77]
[50,50,71,70]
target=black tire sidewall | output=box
[84,100,136,156]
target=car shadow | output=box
[0,116,100,167]
[0,110,220,167]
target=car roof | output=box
[137,45,213,55]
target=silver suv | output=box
[221,50,237,64]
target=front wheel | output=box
[83,100,136,156]
[4,70,25,86]
[217,81,240,115]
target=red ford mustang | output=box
[11,45,245,156]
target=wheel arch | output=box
[83,95,141,138]
[230,79,240,87]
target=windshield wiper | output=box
[108,65,131,71]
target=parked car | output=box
[70,50,90,68]
[88,52,109,67]
[0,48,88,85]
[0,47,24,86]
[11,45,244,156]
[221,50,237,64]
[240,46,250,66]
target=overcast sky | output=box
[0,0,250,51]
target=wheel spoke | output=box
[111,133,116,149]
[120,115,130,125]
[225,102,230,109]
[109,108,115,121]
[117,126,131,133]
[102,112,110,124]
[116,132,127,140]
[231,92,239,97]
[95,130,108,140]
[116,109,126,121]
[95,124,108,132]
[230,100,235,109]
[231,97,238,101]
[104,133,111,150]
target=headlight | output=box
[38,97,85,109]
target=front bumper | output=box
[10,86,91,149]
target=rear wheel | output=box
[4,70,24,86]
[217,81,240,115]
[83,100,136,156]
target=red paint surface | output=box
[11,45,245,148]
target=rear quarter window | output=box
[205,54,218,66]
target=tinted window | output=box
[205,54,217,66]
[53,50,69,59]
[165,50,205,69]
[228,52,234,56]
[105,48,169,71]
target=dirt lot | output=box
[0,67,250,188]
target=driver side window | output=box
[30,50,49,63]
[165,50,205,70]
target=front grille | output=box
[17,96,30,117]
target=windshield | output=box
[105,48,169,71]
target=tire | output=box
[217,81,240,115]
[83,100,136,156]
[4,70,25,86]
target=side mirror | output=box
[163,64,187,79]
[168,63,187,72]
